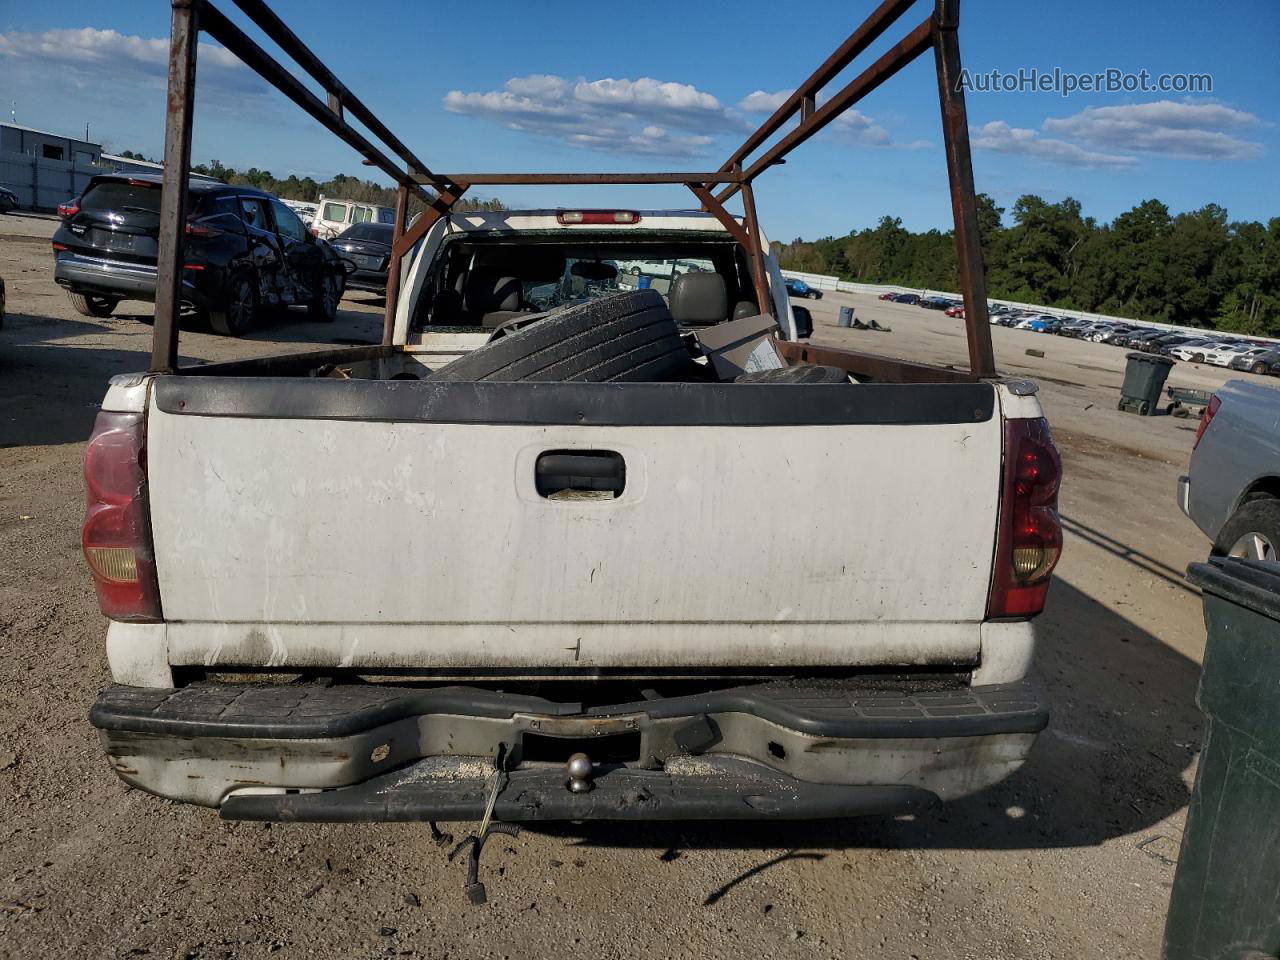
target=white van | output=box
[311,195,395,239]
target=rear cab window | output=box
[322,202,348,222]
[416,234,751,328]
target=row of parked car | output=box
[876,291,962,312]
[1013,313,1280,375]
[876,290,1280,377]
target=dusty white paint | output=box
[972,620,1037,685]
[163,620,983,671]
[106,621,172,686]
[147,405,1001,669]
[102,374,150,413]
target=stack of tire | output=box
[428,289,693,383]
[427,288,849,385]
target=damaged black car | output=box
[51,174,350,336]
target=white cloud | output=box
[738,88,926,149]
[737,89,793,114]
[444,73,739,157]
[830,109,894,147]
[570,126,715,159]
[573,77,733,129]
[1043,100,1262,161]
[971,120,1138,169]
[0,27,266,97]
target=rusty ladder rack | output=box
[150,0,995,382]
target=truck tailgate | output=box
[146,378,1001,670]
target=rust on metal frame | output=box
[439,172,741,186]
[716,17,935,205]
[684,182,769,312]
[774,340,976,385]
[737,179,771,317]
[228,0,452,195]
[932,0,995,375]
[390,184,469,263]
[151,0,199,373]
[716,0,920,200]
[153,0,996,379]
[381,184,410,344]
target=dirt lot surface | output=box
[2,210,1274,959]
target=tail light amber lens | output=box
[988,418,1062,619]
[82,412,162,622]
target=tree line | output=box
[773,195,1280,335]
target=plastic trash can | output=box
[1119,352,1175,415]
[1162,558,1280,960]
[838,306,854,328]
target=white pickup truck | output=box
[85,206,1062,823]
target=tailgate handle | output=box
[535,450,626,499]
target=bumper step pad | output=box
[91,678,1046,741]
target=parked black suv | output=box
[52,175,349,335]
[332,222,393,294]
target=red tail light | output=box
[57,200,80,218]
[988,418,1062,619]
[185,221,223,238]
[1193,394,1220,450]
[557,210,641,225]
[82,412,162,622]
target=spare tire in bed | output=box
[736,364,850,384]
[427,289,692,383]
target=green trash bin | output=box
[1119,351,1175,415]
[1163,558,1280,960]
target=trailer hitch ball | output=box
[566,752,594,793]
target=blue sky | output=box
[2,0,1276,241]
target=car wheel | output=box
[208,270,258,337]
[68,292,119,318]
[429,289,692,383]
[1214,499,1280,564]
[308,272,340,323]
[1252,362,1268,375]
[1193,353,1205,363]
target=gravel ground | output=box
[2,211,1269,959]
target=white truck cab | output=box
[310,195,395,240]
